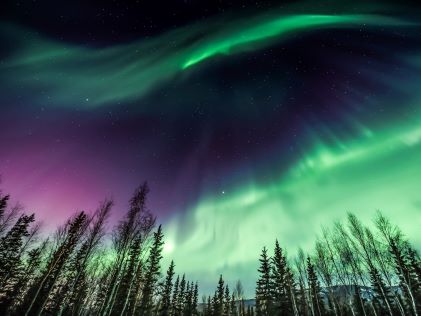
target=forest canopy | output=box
[0,184,420,316]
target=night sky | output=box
[1,0,421,295]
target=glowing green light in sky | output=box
[163,117,421,295]
[0,12,410,107]
[182,14,401,69]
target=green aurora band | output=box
[163,114,421,293]
[1,11,411,107]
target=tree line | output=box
[0,184,420,315]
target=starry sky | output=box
[1,0,421,295]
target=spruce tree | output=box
[176,274,186,314]
[389,238,419,316]
[271,240,294,315]
[0,193,11,236]
[256,247,272,316]
[60,200,112,316]
[306,257,325,316]
[230,293,237,316]
[224,285,231,316]
[100,183,154,316]
[0,213,35,288]
[111,235,142,315]
[212,290,219,315]
[192,282,199,315]
[172,275,180,316]
[22,211,88,316]
[0,193,9,222]
[215,275,225,316]
[369,266,395,316]
[184,281,191,315]
[160,260,175,316]
[0,225,44,315]
[407,247,421,311]
[139,224,165,315]
[407,247,421,282]
[205,295,212,316]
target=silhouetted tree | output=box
[256,247,272,316]
[0,193,19,237]
[100,183,154,316]
[0,193,10,233]
[22,211,88,316]
[139,224,164,315]
[0,215,40,314]
[214,275,225,316]
[389,237,420,316]
[306,257,325,316]
[369,266,395,316]
[295,248,310,316]
[192,282,199,315]
[271,240,295,315]
[1,183,421,316]
[59,200,112,316]
[0,213,35,288]
[172,275,180,316]
[160,260,175,316]
[224,285,231,316]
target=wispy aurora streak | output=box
[182,14,400,69]
[0,12,409,107]
[163,115,421,293]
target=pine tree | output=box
[256,247,272,316]
[0,193,9,222]
[230,293,237,316]
[172,275,180,316]
[192,282,199,315]
[111,234,143,315]
[111,244,135,312]
[271,240,294,316]
[126,250,147,316]
[306,257,325,316]
[22,211,88,316]
[0,193,11,236]
[0,235,45,314]
[224,285,231,316]
[369,266,395,316]
[407,247,421,311]
[214,275,225,316]
[139,224,165,315]
[389,238,419,316]
[212,290,219,316]
[234,280,244,316]
[205,295,212,316]
[100,183,154,316]
[180,281,198,316]
[0,213,35,289]
[60,200,112,316]
[160,260,175,316]
[183,281,196,316]
[178,274,186,313]
[407,247,421,283]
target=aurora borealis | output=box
[0,8,412,107]
[1,0,421,296]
